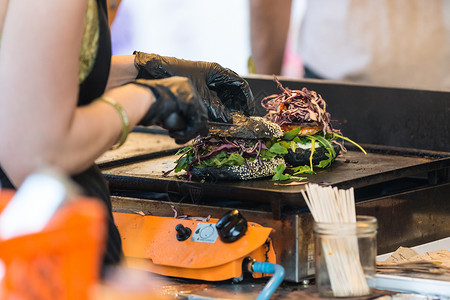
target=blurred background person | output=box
[250,0,450,90]
[109,0,251,75]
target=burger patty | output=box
[280,124,323,136]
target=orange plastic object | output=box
[0,189,107,300]
[113,212,276,281]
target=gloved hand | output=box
[134,76,209,144]
[134,51,256,123]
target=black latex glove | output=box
[134,51,256,123]
[134,77,209,144]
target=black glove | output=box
[134,77,209,144]
[134,51,256,123]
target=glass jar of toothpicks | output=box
[302,184,378,298]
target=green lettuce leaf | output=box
[269,142,289,155]
[201,151,245,168]
[283,126,302,141]
[291,165,314,175]
[272,163,306,181]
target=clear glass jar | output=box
[313,215,378,298]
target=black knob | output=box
[175,224,191,241]
[216,210,248,243]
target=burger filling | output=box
[261,77,365,174]
[167,135,287,180]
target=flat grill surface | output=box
[96,130,184,168]
[99,133,450,211]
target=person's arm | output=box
[106,55,139,90]
[0,0,153,186]
[249,0,292,75]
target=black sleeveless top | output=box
[78,0,111,105]
[0,0,123,267]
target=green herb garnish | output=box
[272,163,306,181]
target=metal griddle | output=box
[100,133,450,219]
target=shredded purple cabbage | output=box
[261,77,338,135]
[166,136,268,180]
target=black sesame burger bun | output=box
[284,143,340,167]
[191,157,284,181]
[278,123,340,167]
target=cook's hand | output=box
[134,51,256,123]
[134,77,209,144]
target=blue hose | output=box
[252,262,285,300]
